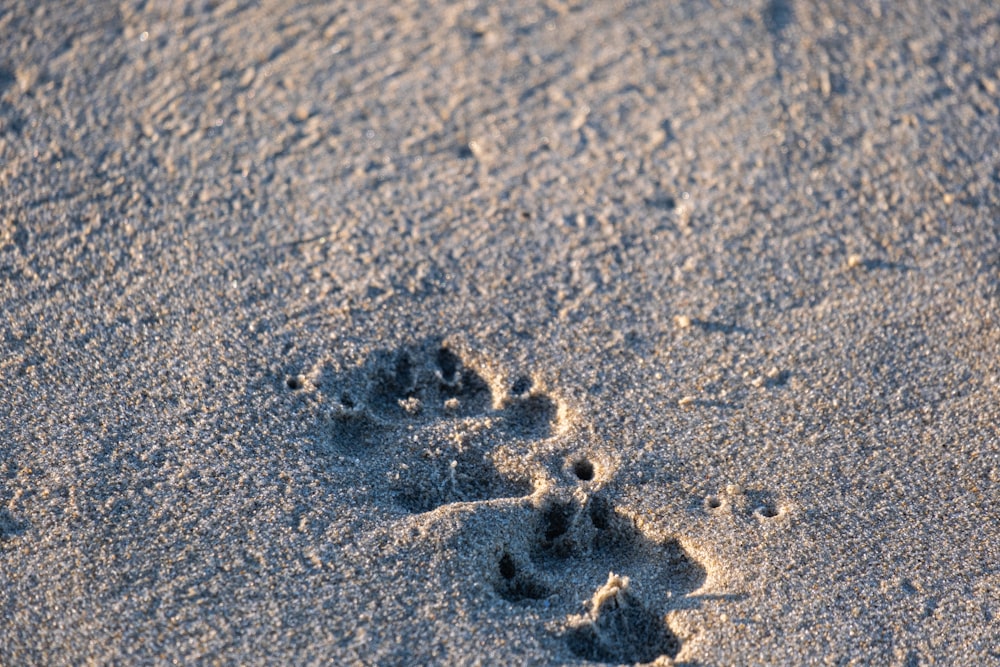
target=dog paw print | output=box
[317,339,562,513]
[299,340,713,662]
[566,573,680,664]
[488,488,707,663]
[364,345,494,423]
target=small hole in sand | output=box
[705,496,722,510]
[573,459,595,481]
[755,504,779,519]
[286,376,303,390]
[436,347,460,384]
[499,553,516,580]
[511,376,532,395]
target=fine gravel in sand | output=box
[1,1,998,665]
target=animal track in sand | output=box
[321,339,562,513]
[566,572,680,664]
[703,485,788,523]
[489,490,707,663]
[306,340,709,662]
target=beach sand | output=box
[1,0,998,664]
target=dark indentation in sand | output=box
[439,365,492,410]
[392,447,532,514]
[321,338,560,511]
[436,346,460,385]
[393,351,417,396]
[499,552,516,579]
[573,458,594,482]
[493,552,552,602]
[542,500,575,544]
[589,497,648,555]
[756,504,779,518]
[532,496,705,585]
[365,343,492,421]
[286,376,303,390]
[510,375,532,396]
[745,489,781,520]
[588,495,613,530]
[515,493,706,659]
[502,393,558,439]
[567,574,681,663]
[367,353,414,415]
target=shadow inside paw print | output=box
[366,346,493,422]
[493,551,553,603]
[391,443,533,514]
[566,573,680,664]
[489,492,706,663]
[324,339,560,513]
[499,392,560,440]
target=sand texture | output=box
[1,0,998,664]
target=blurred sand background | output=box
[1,0,998,664]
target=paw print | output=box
[300,338,712,663]
[489,488,706,663]
[318,339,561,513]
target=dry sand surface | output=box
[1,0,999,664]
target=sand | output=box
[1,0,998,664]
